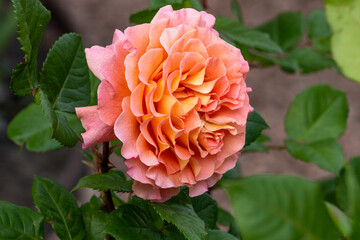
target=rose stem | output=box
[100,142,115,213]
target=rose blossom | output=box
[76,5,252,202]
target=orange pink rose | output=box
[76,5,252,202]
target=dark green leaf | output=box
[325,202,352,237]
[130,8,159,24]
[308,9,331,53]
[320,177,338,205]
[282,48,336,74]
[217,208,241,239]
[149,0,183,8]
[285,138,345,174]
[0,201,44,240]
[191,193,218,229]
[243,134,270,152]
[244,109,269,147]
[152,192,207,240]
[206,229,239,240]
[80,196,107,240]
[188,0,204,11]
[223,175,341,240]
[222,161,241,179]
[11,0,51,95]
[285,84,348,142]
[72,170,133,193]
[231,0,243,23]
[215,17,283,54]
[32,176,86,240]
[105,204,165,240]
[256,11,305,51]
[40,33,90,113]
[7,103,62,152]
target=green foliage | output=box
[223,175,341,240]
[72,170,133,193]
[7,103,62,151]
[0,201,44,240]
[215,17,283,54]
[243,134,270,152]
[285,84,348,142]
[285,139,345,174]
[38,33,89,147]
[32,176,86,240]
[307,9,332,53]
[206,229,240,240]
[190,193,218,229]
[325,202,352,237]
[11,0,50,95]
[152,192,207,240]
[80,196,108,240]
[105,204,165,240]
[244,109,269,147]
[285,84,348,173]
[230,0,243,23]
[325,0,360,83]
[256,11,306,51]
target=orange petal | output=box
[139,48,164,84]
[136,133,159,166]
[124,24,151,56]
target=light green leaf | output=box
[285,84,348,142]
[256,11,305,51]
[40,33,90,113]
[191,193,218,229]
[215,17,283,53]
[0,201,44,240]
[72,170,133,193]
[105,204,165,240]
[244,109,269,147]
[308,9,332,53]
[285,138,345,174]
[152,192,207,240]
[325,0,360,83]
[223,175,341,240]
[32,176,86,240]
[206,229,240,240]
[325,202,352,237]
[80,196,107,240]
[7,103,62,152]
[11,0,51,95]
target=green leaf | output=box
[325,202,352,237]
[0,201,44,240]
[243,134,270,152]
[244,109,269,147]
[344,157,360,239]
[40,33,90,113]
[215,17,283,54]
[285,84,348,142]
[282,48,336,74]
[152,192,207,240]
[325,0,360,83]
[72,170,133,193]
[191,193,218,229]
[285,138,345,174]
[216,208,241,238]
[11,0,51,95]
[32,176,86,240]
[80,196,107,240]
[231,0,243,23]
[256,11,305,51]
[105,204,165,240]
[223,175,341,240]
[206,229,239,240]
[222,161,241,179]
[188,0,204,11]
[130,8,159,24]
[7,103,62,152]
[149,0,183,8]
[308,9,332,53]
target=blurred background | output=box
[0,0,359,234]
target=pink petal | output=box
[75,106,116,148]
[85,46,113,81]
[114,96,139,159]
[125,158,153,184]
[125,24,151,56]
